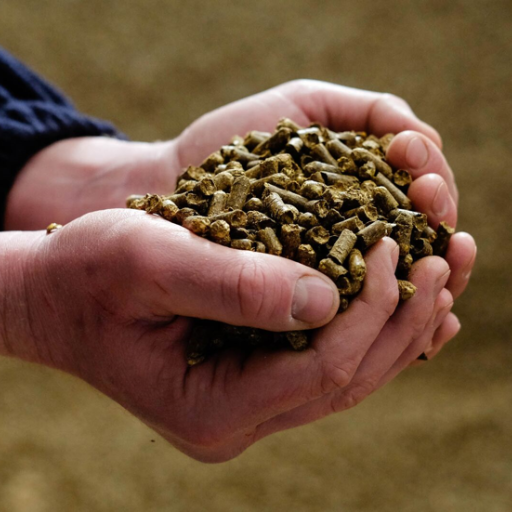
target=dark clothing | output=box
[0,47,124,227]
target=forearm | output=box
[4,137,179,231]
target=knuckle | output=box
[382,92,410,109]
[286,78,315,90]
[73,213,144,281]
[336,381,376,412]
[320,360,354,395]
[281,78,322,102]
[230,259,278,323]
[186,440,249,464]
[409,314,431,343]
[381,284,400,318]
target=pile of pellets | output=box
[128,118,453,365]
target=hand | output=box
[7,79,448,229]
[2,80,476,461]
[0,210,451,462]
[171,79,476,363]
[5,78,475,339]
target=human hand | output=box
[173,79,475,363]
[5,78,475,336]
[7,79,450,229]
[2,80,476,462]
[0,208,455,462]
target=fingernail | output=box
[292,276,336,324]
[406,136,429,169]
[432,181,450,217]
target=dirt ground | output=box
[1,0,511,510]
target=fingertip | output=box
[367,236,399,267]
[424,126,443,150]
[424,312,461,360]
[385,236,400,270]
[434,288,454,322]
[449,312,462,335]
[444,232,477,299]
[451,232,477,254]
[445,232,477,266]
[408,174,457,229]
[408,255,451,296]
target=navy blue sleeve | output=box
[0,47,127,228]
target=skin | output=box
[1,80,476,462]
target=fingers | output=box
[173,238,399,440]
[424,312,461,360]
[386,130,457,204]
[376,288,454,383]
[343,266,453,392]
[176,80,442,167]
[309,237,400,394]
[279,80,442,146]
[325,258,451,409]
[444,232,477,299]
[246,255,452,441]
[150,285,459,463]
[127,213,339,331]
[407,174,457,229]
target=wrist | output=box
[4,137,179,231]
[0,230,52,366]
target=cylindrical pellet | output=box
[328,229,357,265]
[209,219,231,245]
[263,190,299,224]
[207,190,228,216]
[432,221,455,256]
[357,220,388,250]
[297,244,317,268]
[374,172,412,210]
[257,227,283,255]
[318,258,348,280]
[348,249,366,281]
[227,176,251,210]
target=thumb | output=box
[134,214,339,331]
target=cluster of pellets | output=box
[127,118,454,365]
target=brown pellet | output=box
[297,244,317,268]
[432,221,455,256]
[257,227,283,255]
[398,280,417,300]
[357,221,388,250]
[328,229,358,265]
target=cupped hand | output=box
[6,78,475,313]
[174,79,476,364]
[0,208,446,462]
[8,79,443,230]
[3,80,477,461]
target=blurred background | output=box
[0,0,511,510]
